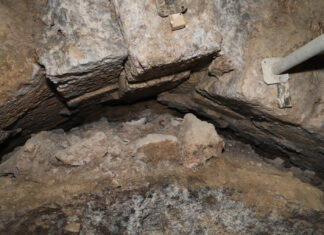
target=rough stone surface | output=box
[112,0,222,82]
[0,131,65,177]
[1,0,324,188]
[0,0,43,108]
[1,1,324,233]
[55,131,108,166]
[135,134,178,150]
[159,0,324,175]
[38,0,128,100]
[0,0,198,154]
[179,113,224,168]
[66,83,120,108]
[4,184,324,235]
[119,70,190,101]
[0,0,69,150]
[0,126,110,176]
[1,112,324,233]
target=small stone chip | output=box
[169,13,186,31]
[64,222,81,233]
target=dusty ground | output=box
[0,108,324,234]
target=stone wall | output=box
[158,0,324,175]
[0,0,323,175]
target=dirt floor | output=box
[0,105,324,234]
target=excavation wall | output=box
[0,0,323,175]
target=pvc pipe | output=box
[272,34,324,75]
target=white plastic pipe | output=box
[272,34,324,75]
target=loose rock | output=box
[55,132,108,166]
[64,223,81,233]
[179,113,224,168]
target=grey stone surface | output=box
[1,0,324,180]
[1,110,324,233]
[198,0,324,172]
[2,184,324,234]
[158,1,324,175]
[38,0,128,100]
[0,0,220,141]
[112,0,222,83]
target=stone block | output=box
[119,70,190,101]
[38,0,128,100]
[112,0,221,83]
[178,113,224,168]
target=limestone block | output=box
[179,113,224,168]
[158,0,324,174]
[112,0,221,83]
[38,0,128,100]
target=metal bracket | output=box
[261,34,324,109]
[155,0,187,17]
[261,57,292,109]
[261,58,289,85]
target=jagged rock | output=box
[0,128,110,176]
[112,0,221,83]
[55,132,108,166]
[0,1,68,145]
[0,1,43,113]
[208,55,234,78]
[1,0,324,179]
[38,0,128,101]
[197,0,324,172]
[159,0,324,175]
[179,113,224,168]
[0,131,64,177]
[0,0,221,151]
[1,109,324,233]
